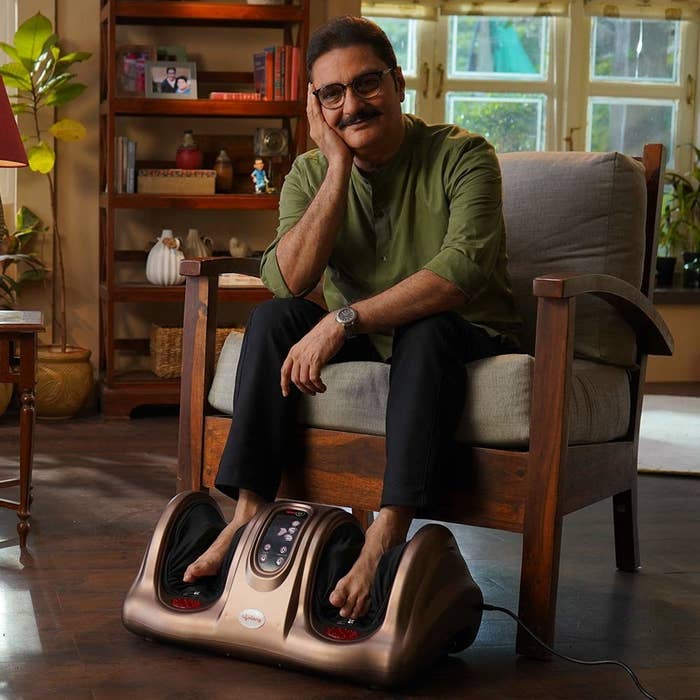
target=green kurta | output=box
[261,114,521,359]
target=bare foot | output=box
[183,489,266,583]
[329,506,414,619]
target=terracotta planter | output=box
[0,382,12,416]
[36,345,94,419]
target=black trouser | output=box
[215,297,517,511]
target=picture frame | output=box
[115,45,154,97]
[145,61,198,99]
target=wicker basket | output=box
[150,324,243,378]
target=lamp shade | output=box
[0,76,27,168]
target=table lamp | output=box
[0,75,28,245]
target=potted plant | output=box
[658,145,700,288]
[0,13,93,418]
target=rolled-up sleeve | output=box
[260,156,315,297]
[422,137,504,302]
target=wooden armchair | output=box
[176,144,672,657]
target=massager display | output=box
[123,491,484,686]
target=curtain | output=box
[361,0,569,18]
[583,0,700,21]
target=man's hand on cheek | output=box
[280,313,346,397]
[306,83,353,171]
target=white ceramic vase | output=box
[183,228,214,259]
[146,229,185,285]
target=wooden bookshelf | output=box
[98,0,308,418]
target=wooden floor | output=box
[0,415,698,700]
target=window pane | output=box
[402,89,416,114]
[371,17,417,76]
[591,18,679,83]
[449,16,549,80]
[588,98,676,158]
[446,92,546,152]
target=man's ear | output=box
[394,66,406,102]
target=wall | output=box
[646,305,700,383]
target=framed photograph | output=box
[115,45,154,97]
[145,61,198,99]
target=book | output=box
[284,45,293,101]
[218,273,265,287]
[290,46,301,101]
[273,45,284,100]
[253,51,267,97]
[126,139,136,194]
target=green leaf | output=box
[56,51,91,69]
[27,142,55,174]
[16,206,41,233]
[39,33,58,58]
[45,82,85,106]
[37,71,71,95]
[0,41,20,62]
[50,118,86,141]
[14,13,53,62]
[0,62,32,90]
[19,267,48,283]
[11,103,29,115]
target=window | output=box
[366,3,698,169]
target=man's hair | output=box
[306,16,397,78]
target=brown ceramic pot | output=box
[36,345,94,419]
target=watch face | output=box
[336,307,357,325]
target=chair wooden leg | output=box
[613,487,640,572]
[516,515,563,658]
[352,508,374,531]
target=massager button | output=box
[288,527,297,534]
[283,534,293,541]
[259,553,268,563]
[279,546,288,554]
[171,597,203,610]
[292,520,300,527]
[277,528,287,536]
[263,544,271,551]
[324,626,361,641]
[275,557,285,566]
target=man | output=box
[159,66,177,93]
[251,157,270,194]
[184,16,520,621]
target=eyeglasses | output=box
[312,67,395,110]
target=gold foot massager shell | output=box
[122,491,484,687]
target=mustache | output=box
[338,107,383,129]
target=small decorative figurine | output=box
[229,237,252,258]
[146,229,185,285]
[183,227,213,259]
[251,157,270,194]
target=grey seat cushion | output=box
[209,332,630,448]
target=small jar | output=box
[175,130,203,170]
[214,148,233,193]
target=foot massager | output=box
[123,490,483,686]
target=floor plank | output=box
[0,415,697,699]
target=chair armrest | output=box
[180,256,261,278]
[533,273,673,356]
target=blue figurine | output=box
[251,157,269,194]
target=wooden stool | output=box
[0,310,44,547]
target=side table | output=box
[0,310,44,547]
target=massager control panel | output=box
[255,508,309,573]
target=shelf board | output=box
[103,97,303,117]
[105,1,305,26]
[100,192,280,210]
[101,283,271,303]
[653,286,700,305]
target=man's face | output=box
[167,68,176,80]
[254,159,264,170]
[311,45,405,153]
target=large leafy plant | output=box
[0,12,90,350]
[659,144,700,257]
[0,206,48,309]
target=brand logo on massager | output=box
[238,608,266,629]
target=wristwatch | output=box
[335,306,358,338]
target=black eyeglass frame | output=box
[311,67,396,109]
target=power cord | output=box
[481,603,657,700]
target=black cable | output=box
[481,603,657,700]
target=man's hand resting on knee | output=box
[280,313,346,397]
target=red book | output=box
[264,48,274,102]
[290,46,301,101]
[284,44,293,102]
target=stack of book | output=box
[253,45,301,101]
[114,136,137,194]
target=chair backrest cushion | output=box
[499,150,647,366]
